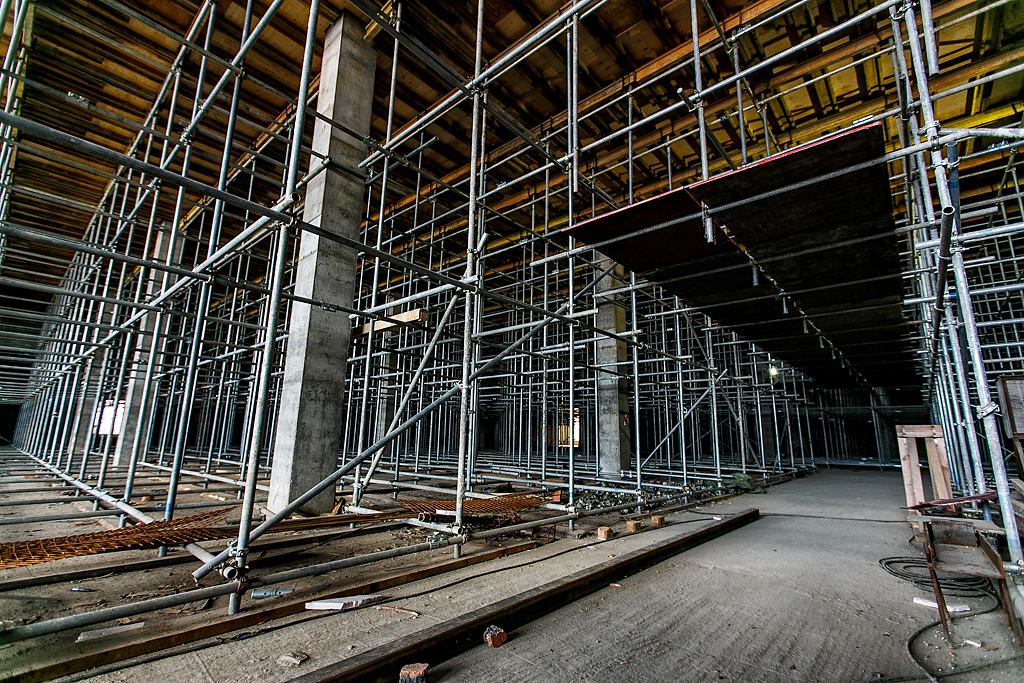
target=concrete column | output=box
[595,259,631,475]
[114,228,181,466]
[268,12,375,515]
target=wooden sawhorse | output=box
[896,425,953,534]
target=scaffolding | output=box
[0,0,1022,635]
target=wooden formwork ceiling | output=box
[0,0,1021,399]
[566,124,918,389]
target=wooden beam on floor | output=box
[352,309,428,337]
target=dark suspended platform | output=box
[565,123,919,389]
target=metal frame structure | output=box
[1,0,1023,632]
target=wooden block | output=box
[276,652,309,667]
[353,308,428,337]
[399,662,428,683]
[1011,478,1024,496]
[650,515,665,526]
[483,625,506,647]
[625,520,642,533]
[551,490,564,504]
[923,437,953,501]
[597,527,613,541]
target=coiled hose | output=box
[875,551,1023,682]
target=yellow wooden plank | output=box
[353,308,427,337]
[897,434,926,511]
[363,0,395,41]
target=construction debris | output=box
[483,625,507,647]
[913,597,970,612]
[480,482,514,494]
[159,599,211,615]
[252,588,294,600]
[305,594,385,611]
[574,490,656,511]
[75,622,146,642]
[723,474,765,494]
[376,605,419,618]
[276,652,310,667]
[399,662,429,683]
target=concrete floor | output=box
[434,469,1022,683]
[63,469,1022,683]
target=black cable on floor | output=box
[877,553,1021,682]
[927,651,1024,679]
[762,512,910,523]
[878,556,992,597]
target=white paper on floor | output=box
[75,621,146,642]
[913,596,970,612]
[305,594,385,611]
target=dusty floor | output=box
[5,469,1022,683]
[434,469,1024,683]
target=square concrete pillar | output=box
[268,12,376,515]
[596,259,632,476]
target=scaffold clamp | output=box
[977,401,999,419]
